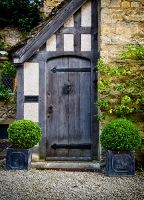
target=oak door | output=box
[46,57,93,160]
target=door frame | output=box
[39,54,99,160]
[46,56,93,159]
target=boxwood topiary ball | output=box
[100,118,142,151]
[7,120,42,149]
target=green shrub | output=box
[100,118,142,151]
[8,119,42,148]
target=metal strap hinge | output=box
[51,143,91,150]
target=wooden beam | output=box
[12,0,88,64]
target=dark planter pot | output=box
[106,150,135,177]
[6,146,32,170]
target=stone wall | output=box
[43,0,63,17]
[99,0,144,126]
[99,0,144,167]
[0,27,21,47]
[0,54,16,126]
[100,0,144,62]
[99,0,144,130]
[0,102,16,123]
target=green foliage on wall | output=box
[95,45,144,121]
[0,60,16,102]
[0,0,43,34]
[0,40,10,50]
[0,41,16,102]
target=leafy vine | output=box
[95,45,144,121]
[0,41,16,102]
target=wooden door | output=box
[46,56,94,160]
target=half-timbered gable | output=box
[12,0,99,160]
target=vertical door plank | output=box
[68,57,91,157]
[39,61,47,157]
[79,59,91,157]
[16,65,24,120]
[56,57,69,157]
[46,57,69,157]
[68,57,81,157]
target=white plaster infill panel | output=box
[24,103,39,123]
[81,34,91,51]
[81,0,91,27]
[24,62,39,95]
[64,16,74,27]
[46,34,56,51]
[64,34,74,51]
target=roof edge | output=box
[11,0,87,63]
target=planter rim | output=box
[106,150,135,153]
[6,145,32,150]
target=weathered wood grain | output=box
[46,57,94,159]
[16,65,24,120]
[39,61,47,157]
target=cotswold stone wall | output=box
[43,0,63,17]
[0,55,16,125]
[0,102,16,122]
[99,0,144,130]
[99,0,144,166]
[99,0,144,125]
[0,27,21,47]
[100,0,144,62]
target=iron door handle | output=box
[48,104,53,113]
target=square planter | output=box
[106,150,135,177]
[6,146,32,170]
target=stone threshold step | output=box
[31,161,100,172]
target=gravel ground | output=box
[0,158,144,200]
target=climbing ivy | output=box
[0,0,43,34]
[0,60,16,102]
[0,41,16,102]
[95,45,144,121]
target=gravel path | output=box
[0,159,144,200]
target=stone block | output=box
[100,44,123,52]
[100,36,112,45]
[116,23,138,35]
[32,153,40,162]
[43,0,63,16]
[121,1,131,8]
[131,2,140,7]
[110,0,121,7]
[101,9,113,23]
[112,11,126,21]
[101,0,110,7]
[101,24,116,35]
